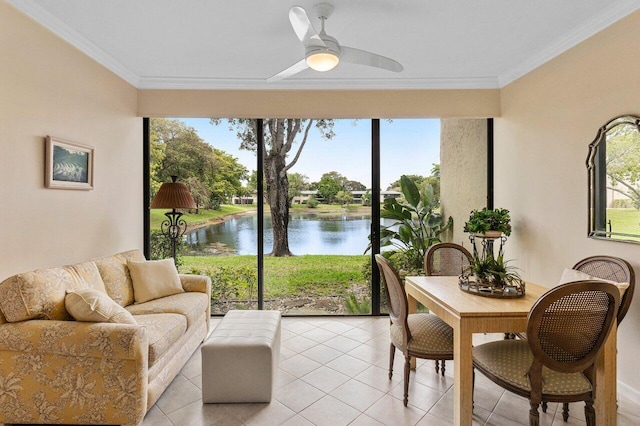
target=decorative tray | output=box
[458,275,525,298]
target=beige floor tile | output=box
[180,349,202,379]
[222,400,296,425]
[279,354,322,377]
[326,353,371,377]
[142,405,173,426]
[280,414,316,425]
[347,342,388,364]
[331,379,386,412]
[282,320,317,334]
[274,379,326,412]
[166,399,242,426]
[485,411,528,426]
[301,365,350,393]
[363,394,427,426]
[282,334,320,353]
[274,368,298,390]
[299,395,361,426]
[320,319,355,334]
[354,365,402,392]
[349,413,386,425]
[300,326,338,343]
[388,379,444,413]
[300,343,343,364]
[156,374,202,415]
[323,334,362,352]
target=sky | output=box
[178,118,440,189]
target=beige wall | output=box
[495,10,640,398]
[0,3,141,280]
[138,89,500,119]
[440,119,488,247]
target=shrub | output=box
[612,199,634,208]
[307,197,319,208]
[149,230,184,268]
[185,265,257,303]
[343,293,371,314]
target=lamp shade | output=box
[150,176,197,209]
[306,51,339,72]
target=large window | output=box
[146,118,441,315]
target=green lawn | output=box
[150,205,255,230]
[606,208,640,242]
[181,254,369,299]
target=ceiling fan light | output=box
[306,52,339,72]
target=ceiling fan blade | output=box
[289,6,325,48]
[267,59,309,82]
[340,46,404,72]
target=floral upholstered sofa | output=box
[0,249,211,426]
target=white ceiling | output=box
[7,0,640,90]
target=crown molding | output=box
[498,0,640,87]
[6,0,140,87]
[136,76,500,90]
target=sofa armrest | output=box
[0,320,148,426]
[180,273,211,295]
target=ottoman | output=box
[201,310,281,403]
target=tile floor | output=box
[144,316,640,426]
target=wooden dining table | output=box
[404,276,618,426]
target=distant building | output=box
[291,190,401,205]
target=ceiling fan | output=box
[267,3,404,82]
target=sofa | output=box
[0,249,211,426]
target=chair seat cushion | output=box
[473,340,592,396]
[391,313,453,355]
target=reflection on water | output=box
[184,212,377,256]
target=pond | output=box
[184,212,379,256]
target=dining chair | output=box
[424,242,473,277]
[473,280,620,426]
[544,255,635,420]
[375,254,453,407]
[423,242,472,372]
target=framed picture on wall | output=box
[45,136,94,190]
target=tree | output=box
[336,190,353,206]
[345,180,366,191]
[210,148,248,205]
[184,177,210,213]
[288,172,309,202]
[317,171,348,204]
[388,164,442,205]
[212,119,335,256]
[606,124,640,209]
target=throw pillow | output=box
[65,289,137,324]
[559,268,629,296]
[128,258,184,304]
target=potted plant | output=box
[463,208,511,238]
[465,253,523,289]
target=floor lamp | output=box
[150,176,197,264]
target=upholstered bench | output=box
[201,309,281,403]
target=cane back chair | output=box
[375,254,453,407]
[423,242,472,373]
[473,281,620,426]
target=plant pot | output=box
[473,230,503,239]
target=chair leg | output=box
[403,355,411,407]
[441,360,446,376]
[435,359,440,375]
[541,401,547,413]
[562,402,569,421]
[584,400,595,426]
[529,402,540,426]
[389,343,395,380]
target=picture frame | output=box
[45,136,94,190]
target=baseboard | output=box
[618,379,640,405]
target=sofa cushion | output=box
[126,292,208,328]
[128,259,184,304]
[66,289,137,324]
[94,250,145,307]
[0,267,86,322]
[69,261,107,293]
[133,313,187,366]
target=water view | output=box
[184,212,376,256]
